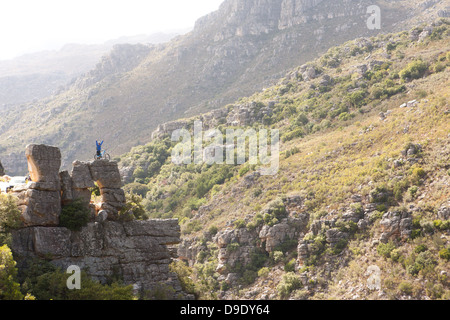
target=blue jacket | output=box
[96,140,103,152]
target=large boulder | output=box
[25,144,61,188]
[15,144,62,226]
[89,159,123,189]
[379,210,412,242]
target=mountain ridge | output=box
[0,0,448,176]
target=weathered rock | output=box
[89,159,122,189]
[0,160,4,176]
[11,219,191,299]
[72,188,92,207]
[20,189,61,227]
[25,144,61,186]
[259,216,308,252]
[325,228,348,245]
[437,200,450,220]
[59,170,74,205]
[379,210,412,242]
[302,66,317,81]
[215,227,256,274]
[71,161,95,189]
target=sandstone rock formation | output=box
[9,144,190,299]
[12,144,127,226]
[12,219,191,299]
[379,210,413,243]
[13,144,62,227]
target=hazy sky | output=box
[0,0,224,60]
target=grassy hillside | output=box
[115,21,450,300]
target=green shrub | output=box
[398,281,413,295]
[241,270,258,285]
[227,242,240,252]
[119,193,148,221]
[169,260,198,298]
[0,245,24,300]
[265,198,287,219]
[234,219,247,229]
[414,244,428,254]
[407,251,438,276]
[271,251,284,264]
[433,220,450,231]
[377,241,396,259]
[59,198,90,232]
[0,194,22,246]
[281,128,305,142]
[122,182,149,198]
[416,251,437,267]
[390,248,402,262]
[257,267,270,278]
[208,225,218,235]
[277,272,303,298]
[400,60,428,81]
[439,248,450,261]
[284,258,296,272]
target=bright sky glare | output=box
[0,0,224,60]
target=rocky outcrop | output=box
[75,43,153,89]
[0,160,4,176]
[215,227,256,274]
[12,145,62,227]
[259,216,308,252]
[12,219,191,299]
[11,144,126,226]
[437,200,450,221]
[9,144,191,299]
[379,210,413,243]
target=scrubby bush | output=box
[377,241,396,259]
[169,260,198,298]
[277,272,303,298]
[284,258,296,272]
[398,281,413,295]
[0,194,22,246]
[119,193,149,221]
[271,251,284,264]
[439,248,450,261]
[400,60,428,81]
[390,248,402,262]
[414,244,428,254]
[0,245,23,300]
[257,267,270,278]
[433,220,450,231]
[59,198,90,232]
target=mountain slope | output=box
[0,33,179,106]
[2,0,448,175]
[115,21,450,300]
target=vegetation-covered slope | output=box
[115,21,450,300]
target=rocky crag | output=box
[9,144,190,299]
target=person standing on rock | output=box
[96,140,103,159]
